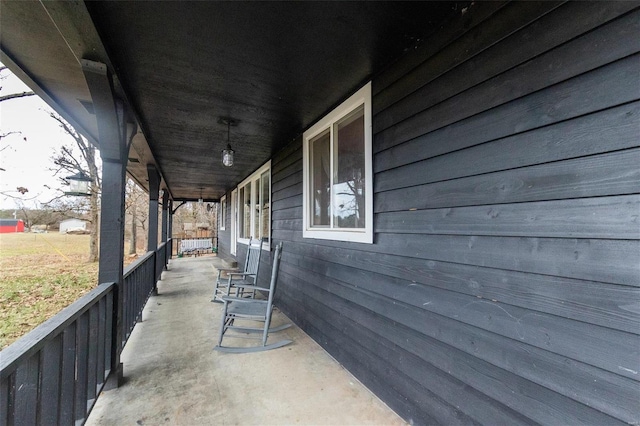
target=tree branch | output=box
[0,92,36,103]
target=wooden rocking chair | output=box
[212,238,263,302]
[214,242,292,353]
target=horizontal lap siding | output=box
[270,2,640,425]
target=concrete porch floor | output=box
[86,255,405,425]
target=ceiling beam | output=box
[0,49,99,146]
[81,60,124,162]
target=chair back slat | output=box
[212,237,264,302]
[244,238,263,279]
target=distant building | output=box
[0,219,25,233]
[59,218,88,233]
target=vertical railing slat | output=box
[104,292,113,380]
[59,323,76,426]
[134,267,139,323]
[96,297,106,388]
[86,306,99,404]
[121,277,128,348]
[74,314,89,423]
[0,376,11,426]
[13,354,39,425]
[39,335,62,424]
[139,263,142,309]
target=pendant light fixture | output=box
[219,117,237,167]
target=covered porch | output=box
[1,1,638,424]
[86,255,402,425]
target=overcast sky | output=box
[0,63,82,210]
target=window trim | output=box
[302,82,373,244]
[219,195,226,230]
[235,160,271,249]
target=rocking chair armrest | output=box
[231,284,270,293]
[217,267,239,273]
[216,268,239,280]
[227,272,256,280]
[227,271,255,277]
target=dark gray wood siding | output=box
[268,2,640,424]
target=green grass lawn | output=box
[0,233,98,349]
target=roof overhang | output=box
[1,1,468,201]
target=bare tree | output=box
[126,182,138,255]
[48,114,100,262]
[10,205,67,232]
[0,66,35,103]
[125,179,148,255]
[171,201,217,241]
[14,199,33,230]
[0,185,39,208]
[0,132,26,155]
[0,65,33,164]
[1,64,101,253]
[0,91,36,103]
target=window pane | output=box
[333,105,365,229]
[261,171,270,243]
[310,129,331,226]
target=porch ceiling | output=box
[1,1,465,201]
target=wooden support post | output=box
[161,192,169,269]
[161,191,169,244]
[168,199,174,258]
[147,165,160,292]
[82,59,129,390]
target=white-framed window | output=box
[302,82,373,243]
[236,160,271,248]
[220,195,226,230]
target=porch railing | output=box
[0,283,115,425]
[121,251,155,348]
[0,240,172,425]
[155,241,167,283]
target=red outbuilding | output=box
[0,219,25,233]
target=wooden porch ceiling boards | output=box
[0,1,469,201]
[84,1,468,201]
